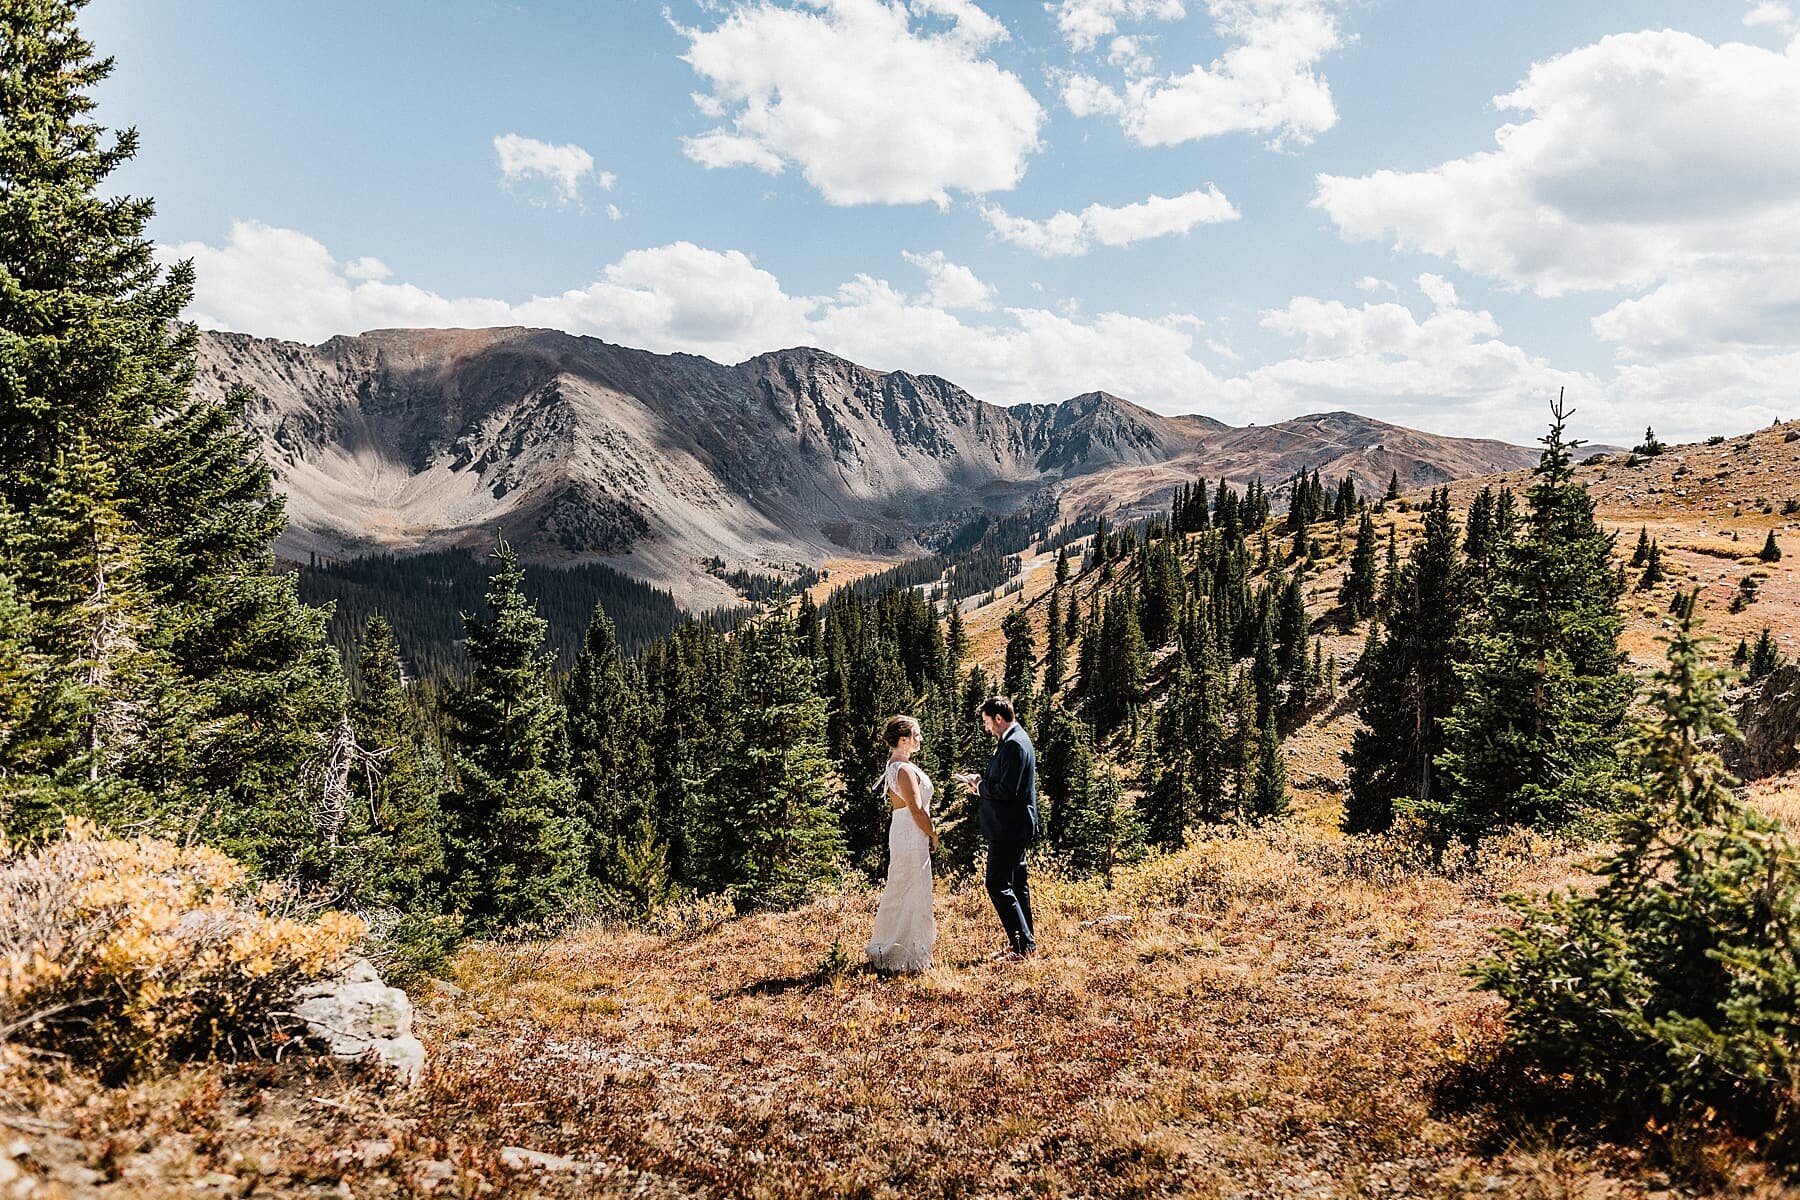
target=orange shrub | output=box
[0,818,365,1073]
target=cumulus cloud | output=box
[677,0,1044,206]
[1314,27,1800,374]
[164,221,809,364]
[493,133,604,206]
[166,222,1773,444]
[983,185,1240,256]
[1249,287,1610,437]
[1744,1,1798,36]
[1051,0,1185,53]
[1064,0,1344,148]
[903,250,996,309]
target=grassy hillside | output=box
[960,419,1800,807]
[6,784,1797,1196]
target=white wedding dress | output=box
[865,759,936,973]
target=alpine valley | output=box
[195,326,1561,609]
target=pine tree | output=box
[1434,396,1632,843]
[0,3,343,867]
[1343,489,1465,833]
[703,604,842,911]
[1249,713,1288,821]
[342,614,454,973]
[1377,525,1400,620]
[2,436,180,833]
[1042,587,1067,700]
[443,539,590,931]
[1474,593,1800,1131]
[935,664,992,874]
[1055,546,1070,585]
[1090,591,1145,736]
[564,603,659,900]
[1051,720,1141,882]
[1001,606,1037,725]
[944,602,968,683]
[1630,526,1652,568]
[1637,538,1665,590]
[1759,530,1782,563]
[1385,470,1402,501]
[1747,627,1781,681]
[1338,508,1379,628]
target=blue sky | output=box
[88,0,1800,444]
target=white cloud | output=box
[983,185,1240,256]
[1745,2,1798,36]
[903,250,996,310]
[1313,24,1800,398]
[1353,275,1394,293]
[493,133,602,206]
[1315,31,1800,299]
[166,222,1778,445]
[1250,288,1609,438]
[1108,35,1156,75]
[164,221,810,364]
[1051,0,1185,54]
[1416,273,1458,311]
[678,0,1044,206]
[1065,0,1344,148]
[344,257,391,281]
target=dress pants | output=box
[984,837,1035,953]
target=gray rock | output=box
[287,957,425,1086]
[501,1147,577,1172]
[1730,663,1800,780]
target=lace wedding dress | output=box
[865,759,936,973]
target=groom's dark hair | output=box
[979,696,1015,722]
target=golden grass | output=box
[3,818,1796,1196]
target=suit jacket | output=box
[977,722,1039,845]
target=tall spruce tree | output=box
[443,539,590,930]
[1434,397,1632,842]
[1000,606,1037,725]
[1249,712,1288,821]
[1338,507,1379,628]
[1042,587,1067,701]
[564,603,659,901]
[342,614,456,974]
[1342,489,1466,833]
[703,604,842,911]
[0,1,343,866]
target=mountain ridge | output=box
[193,326,1552,605]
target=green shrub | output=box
[1473,593,1800,1149]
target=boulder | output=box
[288,957,425,1085]
[1729,663,1800,781]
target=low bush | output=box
[0,819,365,1074]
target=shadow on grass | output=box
[1431,1043,1792,1191]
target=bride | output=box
[865,715,937,973]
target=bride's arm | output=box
[896,766,937,849]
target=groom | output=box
[963,696,1039,961]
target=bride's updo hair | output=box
[882,715,921,748]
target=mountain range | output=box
[194,326,1557,606]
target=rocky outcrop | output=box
[1730,664,1800,780]
[289,958,425,1086]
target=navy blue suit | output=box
[978,722,1039,953]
